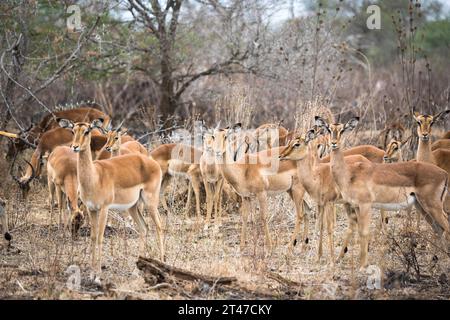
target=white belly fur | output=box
[372,194,416,211]
[168,168,190,179]
[108,202,136,211]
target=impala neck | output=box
[77,138,97,193]
[329,145,348,190]
[417,138,434,163]
[295,152,317,196]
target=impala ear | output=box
[412,109,421,121]
[314,116,330,133]
[90,118,105,129]
[305,129,316,144]
[343,117,359,132]
[433,109,450,123]
[57,118,74,129]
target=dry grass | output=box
[1,170,450,300]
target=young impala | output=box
[59,118,165,274]
[315,116,450,269]
[200,129,224,228]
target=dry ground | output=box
[1,173,450,300]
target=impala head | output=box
[9,154,36,198]
[58,118,105,152]
[203,130,215,154]
[279,129,316,161]
[104,120,128,153]
[315,116,359,150]
[383,138,402,163]
[212,123,242,160]
[413,109,450,142]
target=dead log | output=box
[136,256,237,286]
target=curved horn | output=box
[23,159,36,180]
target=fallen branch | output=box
[265,271,302,288]
[136,256,237,286]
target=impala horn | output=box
[10,155,36,194]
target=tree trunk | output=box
[158,42,179,120]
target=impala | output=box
[200,129,224,227]
[59,118,165,273]
[414,110,450,212]
[315,116,450,269]
[213,124,308,253]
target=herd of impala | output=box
[0,102,449,278]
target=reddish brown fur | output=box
[7,106,110,159]
[431,139,450,151]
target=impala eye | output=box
[115,137,119,141]
[294,143,301,147]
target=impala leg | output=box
[257,192,272,253]
[191,175,202,224]
[379,209,387,232]
[204,179,213,227]
[184,181,193,218]
[128,204,148,255]
[55,186,64,228]
[214,178,224,226]
[317,205,324,262]
[326,203,335,265]
[240,197,250,252]
[357,204,371,270]
[415,196,450,240]
[287,188,305,254]
[88,208,99,272]
[148,204,165,261]
[160,175,172,215]
[337,204,357,263]
[47,176,55,222]
[302,200,310,250]
[95,207,108,274]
